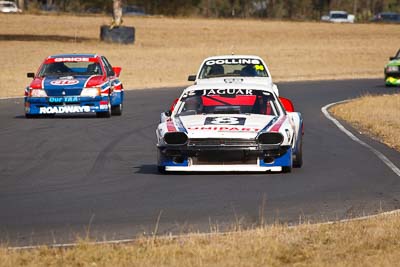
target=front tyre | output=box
[157,166,166,174]
[111,103,123,116]
[293,136,303,168]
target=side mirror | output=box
[279,97,294,112]
[112,67,122,77]
[27,72,35,78]
[188,75,196,82]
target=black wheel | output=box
[293,136,303,168]
[282,166,292,173]
[157,166,166,174]
[111,103,123,116]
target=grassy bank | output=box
[1,13,399,97]
[330,94,400,151]
[2,212,400,266]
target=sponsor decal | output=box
[50,79,79,86]
[269,116,287,132]
[167,119,177,132]
[49,96,78,103]
[205,59,260,65]
[188,126,259,132]
[255,65,264,71]
[54,57,90,62]
[202,89,253,95]
[39,106,91,114]
[205,117,246,125]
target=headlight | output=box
[29,89,47,97]
[257,132,284,145]
[81,87,101,97]
[386,66,399,72]
[164,132,188,145]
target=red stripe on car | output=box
[270,116,286,132]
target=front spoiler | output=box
[158,144,288,157]
[385,75,400,85]
[165,164,283,172]
[24,96,110,115]
[158,144,292,172]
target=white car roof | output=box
[202,55,264,61]
[329,10,348,14]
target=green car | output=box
[385,49,400,86]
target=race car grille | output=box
[192,151,258,165]
[387,73,400,78]
[45,89,82,96]
[188,138,257,147]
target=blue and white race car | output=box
[24,54,124,118]
[156,83,303,173]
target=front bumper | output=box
[157,144,292,172]
[385,76,400,85]
[385,70,400,85]
[24,96,110,115]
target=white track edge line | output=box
[321,100,400,177]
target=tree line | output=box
[21,0,400,20]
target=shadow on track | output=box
[0,34,95,42]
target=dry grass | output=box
[2,212,400,267]
[330,94,400,151]
[1,13,400,97]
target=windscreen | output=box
[177,89,280,116]
[38,58,103,77]
[331,13,348,19]
[199,58,268,79]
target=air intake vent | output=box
[257,132,283,145]
[164,132,188,145]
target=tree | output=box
[111,0,123,28]
[17,0,24,10]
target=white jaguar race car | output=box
[156,83,303,173]
[188,55,280,96]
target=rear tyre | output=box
[111,103,123,116]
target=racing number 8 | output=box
[210,117,240,125]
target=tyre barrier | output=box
[100,26,135,44]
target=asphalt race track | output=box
[1,79,400,246]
